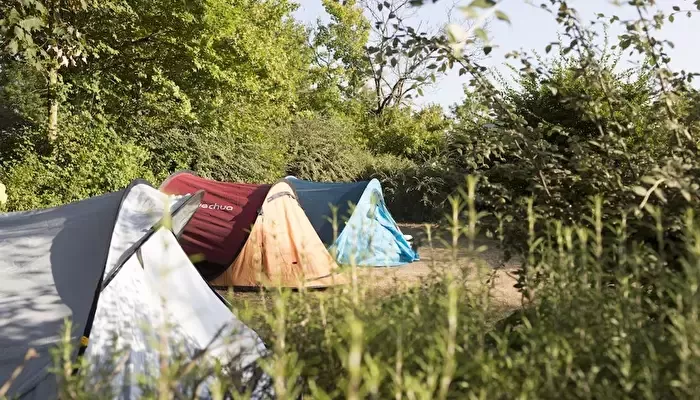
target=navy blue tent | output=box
[285,177,418,266]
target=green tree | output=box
[0,118,155,211]
[0,0,100,140]
[307,0,482,116]
[1,0,316,210]
[304,0,371,114]
[283,112,372,182]
[507,55,662,153]
[62,0,310,181]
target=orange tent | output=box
[210,181,348,288]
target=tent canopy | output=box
[210,180,347,288]
[282,178,368,245]
[160,171,271,281]
[286,177,419,267]
[0,181,268,399]
[160,173,346,288]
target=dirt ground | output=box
[223,224,523,311]
[352,224,523,309]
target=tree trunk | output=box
[47,66,59,141]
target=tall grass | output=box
[222,179,700,399]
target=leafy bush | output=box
[440,33,700,269]
[361,154,459,222]
[0,121,156,211]
[0,61,45,127]
[192,122,289,184]
[359,105,449,161]
[283,113,372,182]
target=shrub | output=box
[0,121,156,211]
[192,123,288,184]
[359,105,449,161]
[443,46,700,269]
[360,153,460,222]
[283,113,372,182]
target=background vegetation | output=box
[2,0,700,398]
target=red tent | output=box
[160,171,271,280]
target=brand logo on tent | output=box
[200,203,234,211]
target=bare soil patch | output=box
[352,224,523,309]
[222,224,523,312]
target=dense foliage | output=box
[0,0,461,211]
[2,0,700,398]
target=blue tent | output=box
[285,177,419,266]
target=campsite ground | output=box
[222,224,523,313]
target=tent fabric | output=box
[160,171,271,281]
[286,177,419,267]
[87,228,269,399]
[0,182,269,399]
[210,181,348,288]
[282,177,368,246]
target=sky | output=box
[293,0,700,111]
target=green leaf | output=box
[474,27,488,42]
[673,5,681,11]
[19,17,43,31]
[13,26,24,41]
[459,5,479,18]
[632,186,648,197]
[483,45,492,55]
[447,23,467,43]
[641,176,658,185]
[494,10,511,24]
[8,39,19,55]
[680,189,692,202]
[669,14,675,22]
[653,188,667,203]
[34,2,47,14]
